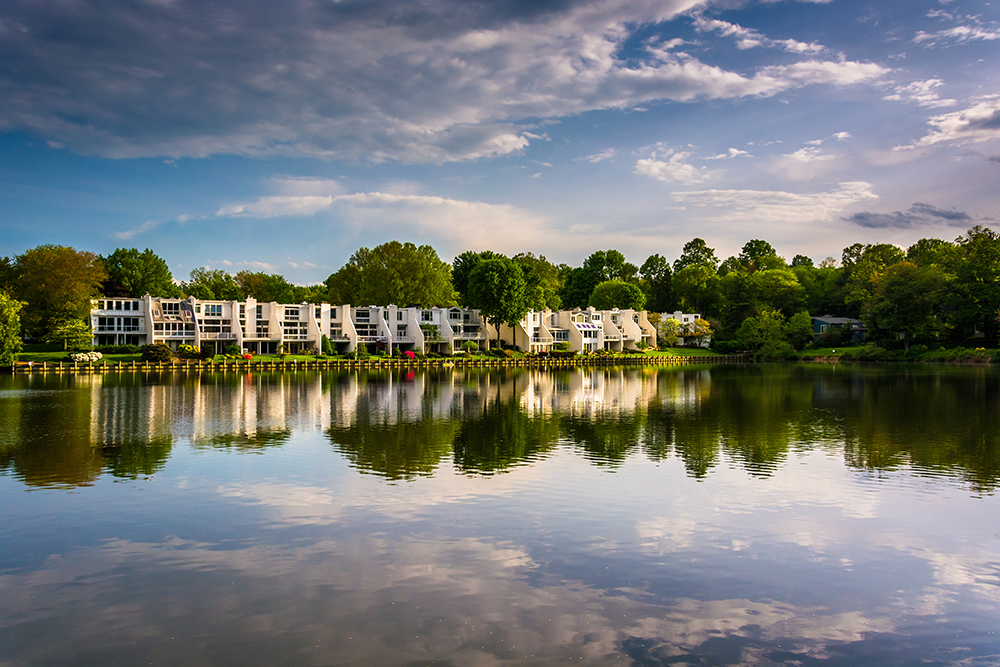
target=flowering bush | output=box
[70,351,103,363]
[243,353,253,360]
[404,350,416,359]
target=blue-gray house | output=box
[812,315,866,343]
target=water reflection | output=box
[0,365,998,491]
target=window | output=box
[132,301,140,311]
[256,305,263,317]
[163,302,180,315]
[315,307,322,319]
[449,311,460,320]
[397,312,404,321]
[421,310,432,322]
[206,304,222,317]
[397,325,408,336]
[355,309,369,322]
[592,314,600,321]
[284,308,299,320]
[330,308,337,319]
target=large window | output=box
[163,302,180,315]
[205,304,222,317]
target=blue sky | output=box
[1,0,998,284]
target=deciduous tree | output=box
[0,291,24,366]
[102,248,178,297]
[467,257,529,348]
[588,280,646,310]
[183,268,241,300]
[13,245,107,339]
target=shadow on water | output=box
[1,364,998,492]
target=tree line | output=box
[2,226,1000,363]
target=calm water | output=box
[1,365,999,666]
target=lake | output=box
[1,364,998,666]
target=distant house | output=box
[812,315,866,344]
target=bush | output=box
[322,334,334,356]
[462,341,479,353]
[553,342,571,352]
[757,340,796,361]
[178,344,202,359]
[225,343,241,356]
[69,351,103,363]
[140,344,172,362]
[200,344,216,360]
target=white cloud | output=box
[898,95,1000,150]
[216,195,335,218]
[692,15,826,54]
[884,79,957,108]
[634,144,717,184]
[673,181,878,223]
[575,148,618,163]
[703,148,750,160]
[914,24,1000,46]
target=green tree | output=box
[467,257,530,348]
[13,245,107,339]
[674,264,721,316]
[0,291,24,366]
[784,312,814,350]
[452,250,502,306]
[735,308,787,351]
[753,268,805,316]
[841,243,905,317]
[737,239,785,272]
[905,238,960,269]
[183,268,241,300]
[102,248,178,298]
[327,241,456,307]
[791,254,814,268]
[868,262,948,350]
[589,280,646,310]
[951,226,1000,339]
[673,238,719,273]
[559,266,598,309]
[45,319,92,351]
[513,252,563,310]
[583,249,638,283]
[639,254,673,312]
[234,271,297,303]
[658,317,680,347]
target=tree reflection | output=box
[452,397,560,475]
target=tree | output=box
[639,254,673,312]
[583,249,638,283]
[559,266,598,309]
[467,258,530,348]
[673,264,721,316]
[673,238,719,273]
[737,239,784,272]
[868,262,947,350]
[905,238,960,269]
[0,291,24,366]
[183,268,241,300]
[513,252,562,310]
[841,243,905,317]
[102,248,178,298]
[235,271,296,303]
[589,280,646,310]
[951,226,1000,339]
[784,312,814,350]
[45,319,92,351]
[13,245,107,339]
[753,268,805,316]
[791,255,814,268]
[452,250,502,306]
[658,317,680,347]
[326,241,456,307]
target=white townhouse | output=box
[496,307,657,353]
[92,296,491,355]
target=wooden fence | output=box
[7,354,749,375]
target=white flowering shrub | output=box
[70,351,103,363]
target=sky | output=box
[1,0,998,285]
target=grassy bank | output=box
[797,344,1000,364]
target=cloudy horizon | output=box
[1,0,998,282]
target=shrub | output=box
[140,344,172,362]
[356,343,370,359]
[462,341,479,353]
[178,344,202,359]
[553,342,571,352]
[94,344,140,354]
[200,344,216,360]
[69,351,103,363]
[322,334,334,356]
[225,343,241,356]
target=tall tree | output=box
[589,280,646,310]
[951,225,1000,338]
[102,248,178,298]
[183,268,241,300]
[235,271,297,303]
[13,245,107,339]
[841,243,905,317]
[867,262,947,350]
[327,241,456,307]
[467,257,529,348]
[583,249,638,283]
[559,266,598,310]
[673,264,721,316]
[673,238,719,273]
[0,291,24,366]
[452,250,502,306]
[639,254,673,312]
[512,252,562,310]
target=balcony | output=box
[282,334,313,341]
[602,333,621,341]
[394,335,414,343]
[454,331,484,339]
[157,331,193,338]
[201,332,239,340]
[96,326,145,333]
[531,336,553,344]
[329,333,350,341]
[358,335,385,343]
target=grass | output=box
[796,345,876,359]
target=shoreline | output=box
[4,353,750,374]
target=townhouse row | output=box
[91,295,677,354]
